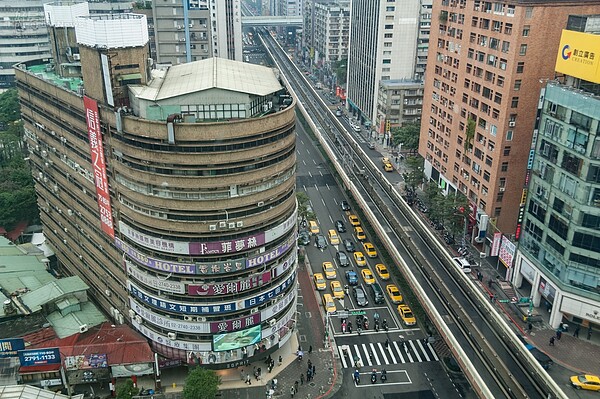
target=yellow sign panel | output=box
[555,30,600,84]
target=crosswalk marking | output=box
[338,339,439,369]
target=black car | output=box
[343,239,355,252]
[335,220,346,233]
[298,231,310,246]
[336,251,350,267]
[340,200,351,211]
[315,234,327,249]
[353,286,368,307]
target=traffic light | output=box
[385,120,390,132]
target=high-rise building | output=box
[346,0,428,126]
[152,0,242,64]
[16,10,297,366]
[303,0,350,65]
[419,0,600,235]
[512,23,600,331]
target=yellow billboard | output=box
[555,30,600,84]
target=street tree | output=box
[115,379,139,399]
[0,89,21,126]
[296,192,315,221]
[182,367,221,399]
[390,121,420,153]
[332,59,347,86]
[402,155,424,191]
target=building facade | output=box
[512,26,600,332]
[152,0,242,65]
[419,0,600,235]
[375,80,424,137]
[16,11,297,367]
[346,0,423,125]
[303,0,350,65]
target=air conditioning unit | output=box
[499,187,506,192]
[179,38,186,42]
[167,332,177,340]
[219,221,227,228]
[184,316,192,321]
[128,309,135,318]
[228,222,235,229]
[79,324,89,333]
[508,121,516,127]
[177,25,183,29]
[64,227,68,232]
[196,316,206,322]
[269,319,276,326]
[73,54,81,61]
[105,289,111,296]
[257,201,264,207]
[251,308,259,314]
[67,209,73,216]
[236,221,243,227]
[480,252,487,258]
[209,224,216,231]
[135,315,143,324]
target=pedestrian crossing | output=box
[338,339,439,369]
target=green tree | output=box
[0,89,21,125]
[183,367,221,399]
[296,192,315,221]
[390,121,420,153]
[115,379,139,399]
[464,118,476,151]
[0,157,39,230]
[402,155,424,191]
[332,59,347,86]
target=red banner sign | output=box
[84,96,114,238]
[187,271,271,296]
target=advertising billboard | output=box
[65,353,108,370]
[0,338,25,358]
[212,325,262,352]
[84,96,115,238]
[18,348,61,366]
[555,29,600,84]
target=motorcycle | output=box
[347,321,352,333]
[364,318,369,330]
[382,319,388,332]
[371,371,377,384]
[381,370,387,383]
[354,370,360,385]
[374,319,379,332]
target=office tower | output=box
[346,0,426,126]
[513,22,600,331]
[16,10,297,365]
[303,0,350,65]
[420,0,600,235]
[152,0,242,64]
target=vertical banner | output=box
[84,96,115,238]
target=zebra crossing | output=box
[338,339,439,369]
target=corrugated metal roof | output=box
[0,255,55,294]
[21,276,89,313]
[46,302,107,339]
[0,385,74,399]
[136,57,282,101]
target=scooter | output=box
[371,371,377,384]
[381,370,387,383]
[364,319,369,330]
[354,370,360,385]
[382,319,388,332]
[374,319,379,332]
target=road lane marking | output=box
[376,342,389,365]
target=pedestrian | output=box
[488,278,493,289]
[312,364,316,376]
[369,351,373,362]
[527,323,533,334]
[294,380,299,393]
[309,345,313,354]
[385,338,389,349]
[574,326,580,338]
[290,386,295,398]
[556,329,562,340]
[300,373,304,385]
[549,336,555,346]
[240,369,245,381]
[278,355,283,366]
[588,327,593,340]
[246,373,252,385]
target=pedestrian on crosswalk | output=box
[385,339,389,349]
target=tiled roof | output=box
[30,322,153,365]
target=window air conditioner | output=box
[167,332,177,340]
[508,121,516,127]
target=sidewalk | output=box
[374,142,600,376]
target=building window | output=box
[522,25,530,37]
[548,214,568,240]
[383,59,391,64]
[386,6,395,11]
[506,130,513,141]
[494,207,502,217]
[525,7,533,19]
[503,146,511,156]
[516,62,525,73]
[511,97,519,108]
[496,191,504,202]
[519,44,527,56]
[384,33,393,38]
[483,170,490,181]
[501,162,508,171]
[385,24,394,29]
[514,80,521,91]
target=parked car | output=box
[298,231,310,246]
[309,220,320,235]
[336,251,350,267]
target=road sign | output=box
[350,310,366,316]
[498,299,510,303]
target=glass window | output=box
[514,80,521,90]
[519,44,527,56]
[516,62,524,73]
[522,25,530,37]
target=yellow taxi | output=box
[361,269,375,285]
[386,284,403,303]
[363,242,377,258]
[313,273,326,291]
[383,162,394,172]
[328,229,340,245]
[348,214,360,226]
[398,304,416,326]
[353,251,366,267]
[571,374,600,391]
[322,294,337,314]
[375,263,390,280]
[330,280,345,299]
[309,220,320,235]
[322,261,337,279]
[354,226,366,241]
[382,157,391,165]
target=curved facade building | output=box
[16,12,297,367]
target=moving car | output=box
[452,257,472,273]
[348,214,360,226]
[298,231,310,246]
[330,280,345,299]
[398,304,416,326]
[309,220,320,235]
[354,226,366,241]
[340,200,351,211]
[335,220,346,233]
[313,273,326,290]
[343,239,355,252]
[353,251,366,267]
[370,283,385,304]
[322,293,337,314]
[345,270,358,286]
[336,251,350,267]
[375,264,390,280]
[382,157,391,165]
[316,234,327,249]
[386,284,403,303]
[368,142,376,150]
[363,242,377,258]
[361,269,375,285]
[353,286,369,307]
[322,261,336,279]
[571,375,600,391]
[328,229,340,245]
[383,162,394,172]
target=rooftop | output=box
[21,276,89,313]
[131,57,283,101]
[0,385,78,399]
[25,64,83,92]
